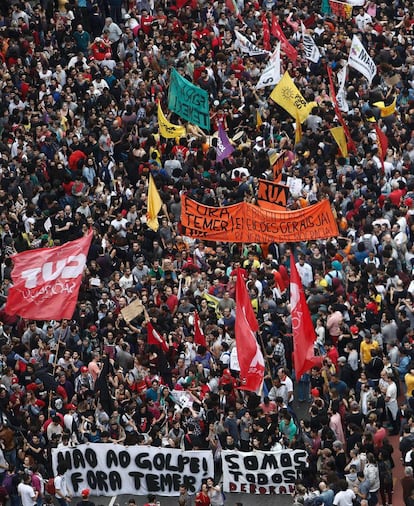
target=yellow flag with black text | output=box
[157,102,186,139]
[270,72,316,123]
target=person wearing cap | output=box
[76,489,95,506]
[74,366,94,393]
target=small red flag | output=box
[290,256,322,380]
[193,310,206,346]
[235,269,264,391]
[5,230,93,320]
[147,321,169,353]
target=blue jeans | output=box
[297,373,310,402]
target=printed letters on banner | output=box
[348,35,377,85]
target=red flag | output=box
[193,310,206,346]
[326,64,357,154]
[290,256,322,380]
[271,15,298,63]
[5,231,93,320]
[374,124,388,174]
[235,269,264,391]
[262,13,271,51]
[147,321,169,353]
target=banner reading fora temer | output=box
[180,195,338,243]
[168,68,210,131]
[222,449,308,494]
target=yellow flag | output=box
[269,72,316,123]
[157,102,186,139]
[256,109,263,131]
[373,97,397,118]
[269,151,278,166]
[147,174,162,231]
[295,111,302,145]
[330,126,348,158]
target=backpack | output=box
[45,478,56,495]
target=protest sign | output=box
[222,449,308,494]
[348,35,377,85]
[121,298,144,322]
[180,195,338,243]
[168,68,210,130]
[257,179,289,207]
[52,444,214,497]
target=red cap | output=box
[311,388,320,397]
[406,198,413,207]
[80,366,88,373]
[89,325,98,332]
[81,489,90,497]
[350,325,359,334]
[65,404,77,411]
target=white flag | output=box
[336,64,349,113]
[235,30,271,56]
[301,23,321,63]
[348,35,376,85]
[255,43,281,89]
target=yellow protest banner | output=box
[269,72,316,123]
[157,102,186,139]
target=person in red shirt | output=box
[140,10,154,35]
[164,285,178,315]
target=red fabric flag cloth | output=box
[262,13,271,51]
[194,310,207,346]
[5,230,93,320]
[271,15,298,63]
[289,256,322,380]
[235,269,264,391]
[374,124,388,174]
[147,321,169,353]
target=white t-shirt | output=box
[17,483,36,506]
[333,488,356,506]
[54,474,69,498]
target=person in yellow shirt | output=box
[360,334,379,366]
[405,366,414,399]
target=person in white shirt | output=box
[333,479,356,506]
[18,473,38,506]
[55,463,72,506]
[355,8,372,31]
[296,255,313,288]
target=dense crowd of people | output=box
[2,0,414,504]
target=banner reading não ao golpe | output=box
[52,444,214,497]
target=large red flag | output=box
[193,310,206,346]
[235,269,264,391]
[5,230,93,320]
[271,15,298,63]
[290,256,322,380]
[147,321,169,353]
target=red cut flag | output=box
[193,310,206,346]
[262,13,271,51]
[147,321,169,353]
[290,256,322,380]
[271,15,298,63]
[5,230,93,320]
[235,269,264,391]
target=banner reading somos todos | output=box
[52,444,214,497]
[180,195,338,243]
[222,449,308,495]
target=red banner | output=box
[374,124,388,175]
[5,231,93,320]
[271,15,298,63]
[235,270,264,392]
[262,13,271,51]
[290,256,322,380]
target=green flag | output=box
[168,68,210,131]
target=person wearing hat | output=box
[76,489,95,506]
[74,366,94,394]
